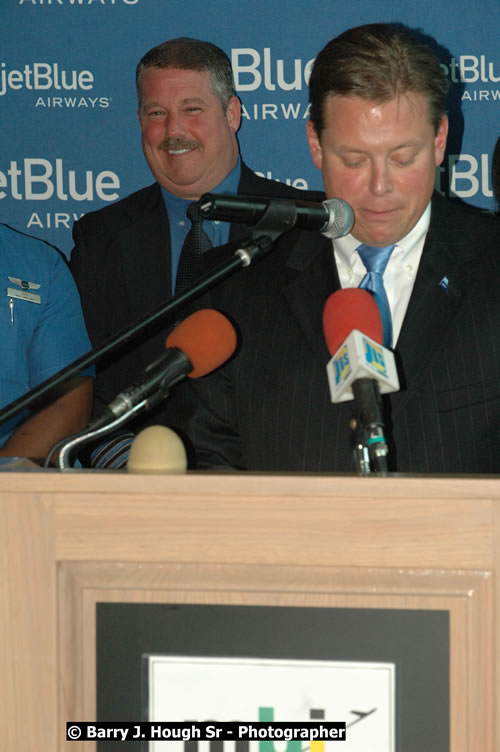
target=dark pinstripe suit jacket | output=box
[185,192,500,474]
[69,162,323,432]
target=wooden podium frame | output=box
[1,470,498,750]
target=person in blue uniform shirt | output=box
[0,223,93,462]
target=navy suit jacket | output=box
[183,193,500,474]
[69,162,324,432]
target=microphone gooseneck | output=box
[51,309,237,469]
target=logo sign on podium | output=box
[147,655,395,752]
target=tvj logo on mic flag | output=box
[146,656,395,752]
[333,336,388,388]
[333,344,351,388]
[362,338,389,379]
[327,331,399,404]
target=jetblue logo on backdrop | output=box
[436,154,494,199]
[0,157,120,201]
[0,157,122,232]
[441,55,500,83]
[0,62,93,96]
[232,48,313,123]
[232,48,315,91]
[0,157,121,231]
[441,55,500,103]
[231,48,500,115]
[0,62,112,108]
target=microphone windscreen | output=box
[166,308,237,378]
[323,288,383,355]
[127,425,187,473]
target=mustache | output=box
[159,137,201,151]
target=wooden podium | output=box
[1,469,498,750]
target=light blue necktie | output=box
[357,243,396,348]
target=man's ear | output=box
[434,114,449,166]
[306,120,323,169]
[226,95,241,134]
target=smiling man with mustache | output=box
[69,37,322,467]
[137,63,241,202]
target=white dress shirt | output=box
[332,202,431,346]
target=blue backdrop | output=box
[1,0,499,257]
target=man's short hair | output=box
[308,23,449,135]
[136,37,236,111]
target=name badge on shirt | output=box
[6,287,41,304]
[6,276,41,304]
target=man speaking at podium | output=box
[180,23,500,474]
[69,37,322,467]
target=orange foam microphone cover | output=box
[166,308,237,378]
[322,288,383,355]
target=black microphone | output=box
[198,193,354,239]
[88,309,237,430]
[96,348,190,425]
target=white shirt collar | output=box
[331,202,432,347]
[333,202,431,268]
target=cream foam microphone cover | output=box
[127,425,187,473]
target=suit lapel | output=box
[282,232,338,364]
[391,195,476,417]
[228,163,337,364]
[112,185,174,330]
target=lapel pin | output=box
[439,276,449,291]
[8,276,41,291]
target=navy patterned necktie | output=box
[175,202,213,294]
[357,243,396,348]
